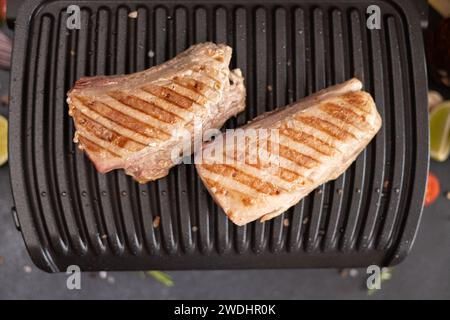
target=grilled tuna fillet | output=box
[67,42,245,183]
[195,78,382,226]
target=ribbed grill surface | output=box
[9,0,428,271]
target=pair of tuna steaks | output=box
[67,43,382,226]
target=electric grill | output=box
[8,0,429,272]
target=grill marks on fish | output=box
[72,109,145,152]
[239,154,305,184]
[197,81,382,225]
[77,134,120,157]
[278,167,303,183]
[72,64,225,158]
[218,154,306,190]
[141,84,200,110]
[202,177,255,208]
[163,82,208,106]
[75,130,124,158]
[199,111,349,207]
[295,115,357,141]
[107,90,181,124]
[172,76,210,97]
[204,132,315,195]
[74,95,170,140]
[319,102,368,131]
[272,143,321,170]
[71,97,156,146]
[69,43,246,182]
[340,91,371,114]
[200,164,281,195]
[279,127,337,156]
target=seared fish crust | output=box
[196,78,382,225]
[67,42,246,183]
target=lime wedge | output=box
[430,101,450,162]
[0,114,7,166]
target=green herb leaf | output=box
[147,271,174,287]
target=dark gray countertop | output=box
[1,65,449,300]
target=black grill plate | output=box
[9,0,428,272]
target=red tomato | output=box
[425,172,440,207]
